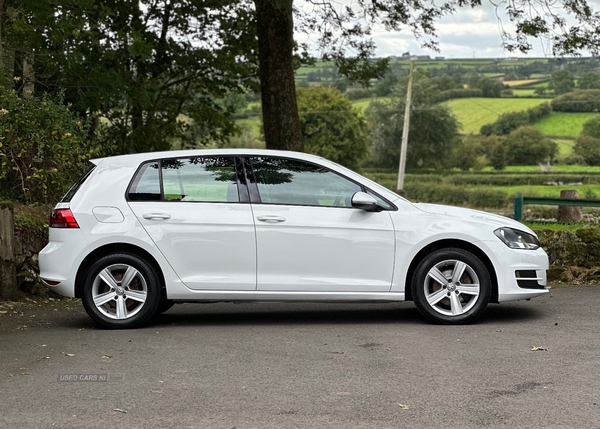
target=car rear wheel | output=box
[82,253,161,329]
[412,248,491,325]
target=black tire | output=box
[412,248,492,325]
[81,253,161,329]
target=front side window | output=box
[128,157,238,202]
[249,157,361,207]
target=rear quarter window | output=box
[60,165,96,203]
[128,162,161,201]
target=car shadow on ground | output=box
[145,301,542,328]
[31,300,544,331]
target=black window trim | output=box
[125,155,250,204]
[242,155,397,211]
[61,164,96,203]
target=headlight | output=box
[494,227,540,250]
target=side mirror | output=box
[351,192,382,212]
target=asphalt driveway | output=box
[1,286,599,428]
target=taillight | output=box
[50,208,80,228]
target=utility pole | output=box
[396,61,414,196]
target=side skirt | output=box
[169,290,406,303]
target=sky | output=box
[301,0,600,59]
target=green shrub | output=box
[0,89,109,203]
[551,89,600,112]
[432,88,483,103]
[573,135,600,166]
[504,127,557,165]
[479,103,552,136]
[468,188,509,208]
[400,182,509,208]
[580,116,600,139]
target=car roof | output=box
[91,149,327,167]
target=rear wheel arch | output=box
[75,243,166,299]
[404,239,498,304]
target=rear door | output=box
[127,156,257,291]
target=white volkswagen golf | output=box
[39,149,548,328]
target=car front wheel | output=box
[412,248,492,325]
[82,253,161,329]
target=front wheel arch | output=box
[404,239,498,304]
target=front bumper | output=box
[481,240,549,302]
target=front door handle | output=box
[143,213,171,220]
[257,215,286,223]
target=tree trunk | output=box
[254,0,303,152]
[22,51,34,99]
[0,202,18,301]
[0,0,5,70]
[557,189,582,222]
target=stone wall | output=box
[536,227,600,284]
[14,227,47,296]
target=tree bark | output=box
[22,51,34,99]
[557,189,582,222]
[254,0,303,152]
[0,202,18,301]
[0,0,5,69]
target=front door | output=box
[247,156,396,292]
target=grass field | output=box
[236,118,262,138]
[243,96,598,144]
[503,79,541,87]
[532,112,599,137]
[351,97,392,111]
[554,139,574,156]
[511,89,538,97]
[490,184,600,198]
[444,98,549,134]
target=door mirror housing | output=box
[351,192,382,212]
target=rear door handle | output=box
[143,213,171,220]
[257,215,286,223]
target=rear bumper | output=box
[38,229,90,297]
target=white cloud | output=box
[297,0,600,59]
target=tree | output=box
[2,0,258,153]
[251,0,600,152]
[7,0,600,155]
[548,70,576,95]
[296,87,368,170]
[467,75,506,97]
[505,127,557,165]
[578,72,600,90]
[452,135,488,171]
[0,88,109,203]
[367,74,461,168]
[574,135,600,166]
[374,74,400,97]
[581,116,600,139]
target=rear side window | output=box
[162,157,238,202]
[60,165,96,203]
[127,157,239,203]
